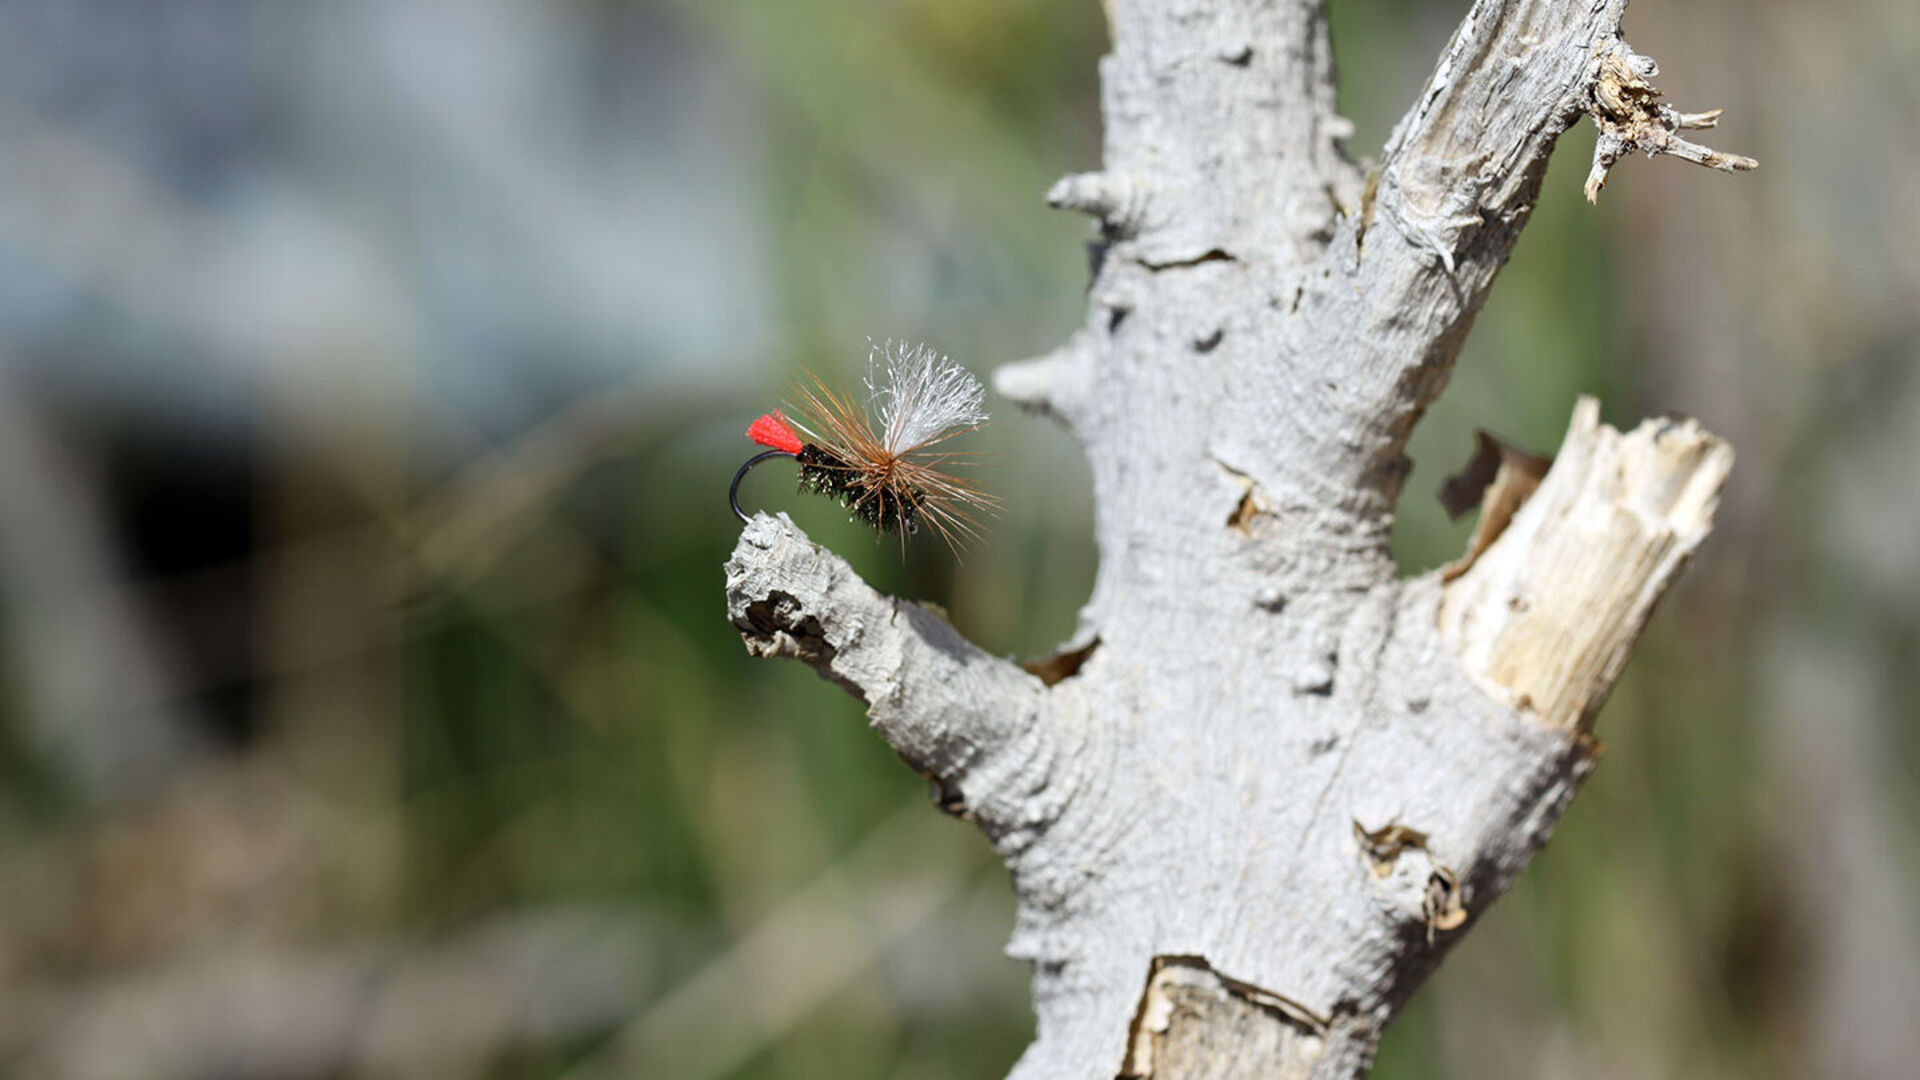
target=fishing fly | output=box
[730,341,996,549]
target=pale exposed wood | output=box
[724,1,1748,1076]
[1120,956,1328,1080]
[1439,398,1734,731]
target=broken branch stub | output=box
[724,513,1062,838]
[1584,37,1758,202]
[1439,398,1735,730]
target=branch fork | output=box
[724,2,1749,1076]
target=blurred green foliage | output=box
[4,0,1909,1078]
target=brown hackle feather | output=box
[788,369,997,552]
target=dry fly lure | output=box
[730,341,996,549]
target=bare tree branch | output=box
[724,1,1749,1076]
[725,513,1067,840]
[1291,0,1631,531]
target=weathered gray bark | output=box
[725,1,1747,1076]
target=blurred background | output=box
[0,0,1913,1077]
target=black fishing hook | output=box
[730,449,797,523]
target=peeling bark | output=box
[1120,955,1329,1079]
[724,1,1746,1076]
[1438,429,1555,582]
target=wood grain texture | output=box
[1440,398,1734,731]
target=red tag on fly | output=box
[746,411,804,454]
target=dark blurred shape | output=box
[1436,428,1553,583]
